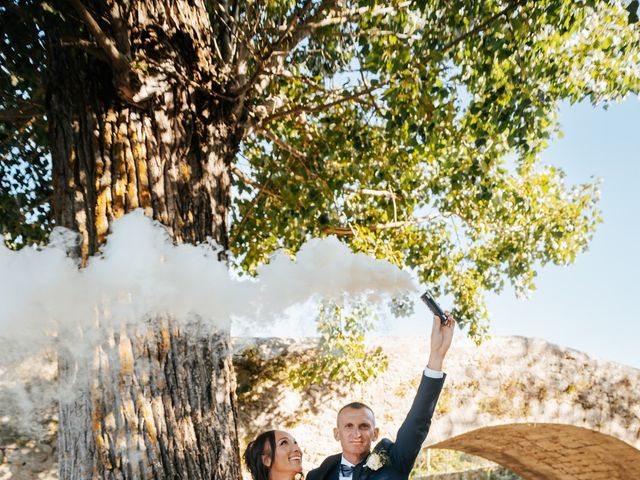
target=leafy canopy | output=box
[1,0,639,339]
[231,0,640,337]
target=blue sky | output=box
[398,96,640,369]
[484,96,640,369]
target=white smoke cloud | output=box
[0,209,416,342]
[0,210,418,432]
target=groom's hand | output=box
[427,313,455,371]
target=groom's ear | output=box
[373,427,380,441]
[333,427,340,441]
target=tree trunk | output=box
[44,1,243,478]
[57,321,240,480]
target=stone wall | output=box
[233,335,640,469]
[414,467,520,480]
[0,354,58,480]
[2,336,639,479]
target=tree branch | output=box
[257,129,311,173]
[210,0,236,63]
[256,127,340,214]
[344,187,400,199]
[229,172,274,246]
[231,0,315,97]
[366,29,419,41]
[323,215,440,236]
[0,106,44,123]
[68,0,130,73]
[255,82,386,128]
[108,2,132,63]
[358,69,386,118]
[232,0,339,98]
[230,163,281,200]
[441,0,527,56]
[60,38,110,63]
[301,2,411,31]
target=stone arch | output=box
[429,423,640,479]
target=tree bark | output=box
[57,320,240,480]
[46,1,236,260]
[44,1,243,478]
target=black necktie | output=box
[340,464,355,477]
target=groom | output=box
[307,314,455,480]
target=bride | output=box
[244,430,304,480]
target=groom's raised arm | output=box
[388,314,455,473]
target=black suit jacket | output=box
[306,374,445,480]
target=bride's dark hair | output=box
[244,430,276,480]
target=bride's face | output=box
[263,430,303,478]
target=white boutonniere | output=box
[364,450,389,471]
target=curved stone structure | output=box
[423,336,640,451]
[431,423,640,479]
